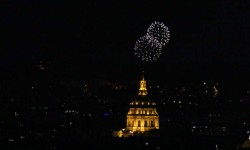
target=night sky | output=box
[2,1,250,87]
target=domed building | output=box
[113,73,159,137]
[126,73,159,132]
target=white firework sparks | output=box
[134,34,162,62]
[147,21,170,46]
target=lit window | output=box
[138,121,141,127]
[151,121,154,127]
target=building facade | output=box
[126,74,159,132]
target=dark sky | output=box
[1,1,250,86]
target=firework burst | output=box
[134,21,170,62]
[134,34,162,62]
[147,21,170,46]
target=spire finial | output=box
[142,70,145,80]
[138,71,147,95]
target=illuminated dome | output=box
[126,72,159,132]
[113,72,159,138]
